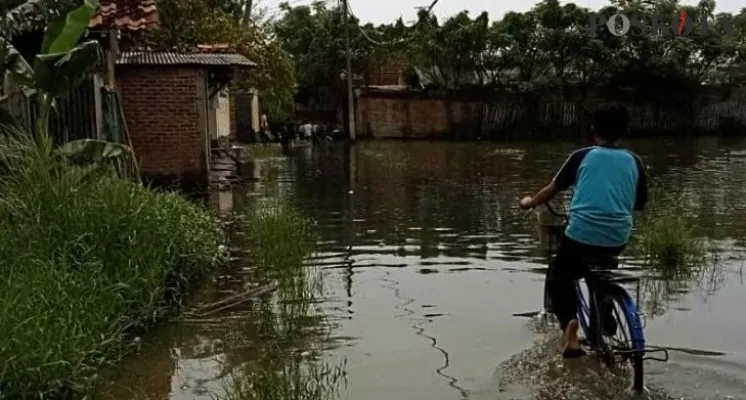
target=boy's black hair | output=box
[591,103,630,141]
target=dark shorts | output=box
[546,233,625,330]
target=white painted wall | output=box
[250,90,260,133]
[217,91,230,138]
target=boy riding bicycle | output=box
[519,104,648,358]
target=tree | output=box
[272,3,352,89]
[267,0,746,110]
[407,11,491,88]
[127,0,296,122]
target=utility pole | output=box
[243,0,252,23]
[342,0,356,141]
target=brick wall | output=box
[366,59,406,86]
[355,96,449,138]
[117,66,207,182]
[364,54,410,86]
[356,86,746,139]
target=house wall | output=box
[365,57,408,86]
[117,66,207,187]
[356,86,746,139]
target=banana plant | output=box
[1,0,130,165]
[56,138,130,165]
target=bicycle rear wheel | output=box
[596,284,645,392]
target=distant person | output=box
[518,104,648,359]
[301,121,313,141]
[260,112,271,144]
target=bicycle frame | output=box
[540,201,668,363]
[574,273,644,352]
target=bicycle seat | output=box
[581,254,619,269]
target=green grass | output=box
[632,187,710,276]
[245,201,320,336]
[245,202,317,276]
[631,183,721,317]
[219,202,347,400]
[222,353,347,400]
[0,134,222,398]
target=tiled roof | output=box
[117,52,257,67]
[7,0,159,35]
[89,0,159,31]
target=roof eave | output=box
[116,51,257,68]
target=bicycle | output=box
[537,201,668,393]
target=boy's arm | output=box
[633,155,648,211]
[520,182,560,209]
[520,149,587,209]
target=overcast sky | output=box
[262,0,743,23]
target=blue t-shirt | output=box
[553,146,648,247]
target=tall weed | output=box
[220,202,346,400]
[632,184,710,277]
[0,134,222,398]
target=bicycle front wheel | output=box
[596,284,645,392]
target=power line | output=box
[346,0,442,46]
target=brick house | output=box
[116,51,255,189]
[5,1,258,191]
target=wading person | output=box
[518,103,648,358]
[259,111,271,145]
[301,121,313,142]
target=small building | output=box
[3,1,258,191]
[115,51,255,189]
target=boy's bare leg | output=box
[562,319,585,358]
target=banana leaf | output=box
[41,0,100,54]
[34,40,103,98]
[56,139,131,165]
[1,43,36,98]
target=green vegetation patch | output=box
[219,202,347,400]
[0,137,222,398]
[632,185,711,276]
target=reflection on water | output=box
[218,256,347,400]
[97,199,347,400]
[100,139,746,400]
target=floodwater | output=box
[98,138,746,400]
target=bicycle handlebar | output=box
[521,200,568,220]
[543,202,567,218]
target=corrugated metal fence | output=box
[27,78,99,144]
